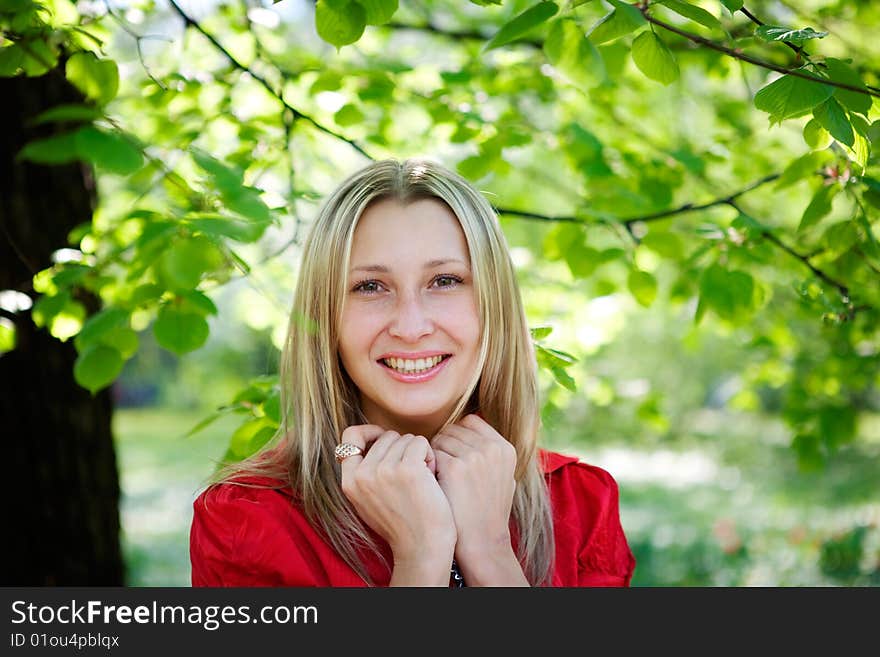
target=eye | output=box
[432,274,463,288]
[352,279,384,295]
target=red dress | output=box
[190,449,636,587]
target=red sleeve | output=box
[190,483,324,587]
[572,464,636,587]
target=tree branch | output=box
[494,174,781,226]
[623,174,781,226]
[166,0,374,160]
[641,7,880,99]
[756,224,852,303]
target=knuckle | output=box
[340,476,356,497]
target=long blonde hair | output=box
[222,158,554,586]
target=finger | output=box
[459,413,497,436]
[360,430,402,466]
[401,435,436,475]
[432,425,475,456]
[382,433,414,464]
[338,424,385,472]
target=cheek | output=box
[443,296,481,349]
[339,306,383,359]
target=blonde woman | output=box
[190,158,635,587]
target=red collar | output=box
[538,448,580,473]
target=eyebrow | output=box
[349,258,469,274]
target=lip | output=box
[378,355,452,383]
[377,350,451,359]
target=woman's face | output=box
[338,197,481,438]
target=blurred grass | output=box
[113,407,239,586]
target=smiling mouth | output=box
[379,354,451,375]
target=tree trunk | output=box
[0,70,124,585]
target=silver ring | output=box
[334,442,363,463]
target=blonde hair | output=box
[221,158,554,586]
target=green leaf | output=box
[775,150,827,189]
[178,289,219,316]
[628,269,658,307]
[544,18,605,88]
[564,242,600,278]
[224,188,272,224]
[334,103,365,126]
[641,230,684,259]
[74,307,128,352]
[32,292,70,328]
[819,405,856,449]
[186,213,267,243]
[156,236,224,292]
[192,150,242,189]
[315,0,367,48]
[227,417,278,460]
[262,389,282,423]
[153,305,210,355]
[359,0,397,25]
[754,74,834,123]
[631,31,679,85]
[0,44,25,76]
[535,343,578,368]
[31,104,103,125]
[721,0,743,12]
[74,126,143,174]
[864,178,880,210]
[845,114,870,171]
[825,58,872,116]
[798,184,838,232]
[100,327,138,359]
[0,318,16,354]
[484,2,559,51]
[529,325,553,340]
[65,52,119,106]
[755,25,827,43]
[803,118,832,151]
[657,1,721,31]
[185,411,226,438]
[813,97,854,147]
[792,434,824,472]
[698,265,754,322]
[549,364,577,391]
[74,344,124,394]
[17,132,79,164]
[822,220,860,255]
[20,38,58,76]
[588,2,646,45]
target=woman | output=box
[190,158,635,587]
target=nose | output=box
[387,292,434,342]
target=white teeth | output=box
[383,355,445,374]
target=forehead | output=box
[350,197,470,260]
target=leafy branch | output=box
[493,174,780,225]
[495,174,871,315]
[166,0,374,159]
[640,5,880,99]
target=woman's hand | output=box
[338,425,457,586]
[431,414,528,586]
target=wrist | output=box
[456,537,529,587]
[390,545,456,587]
